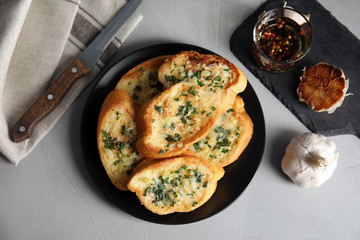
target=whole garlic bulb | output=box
[281,132,339,188]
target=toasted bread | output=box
[136,52,247,159]
[188,96,253,167]
[158,51,247,112]
[136,81,233,159]
[127,154,224,215]
[115,55,172,107]
[97,89,143,190]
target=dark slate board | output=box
[230,0,360,138]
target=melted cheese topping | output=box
[139,164,210,208]
[100,109,142,177]
[188,108,242,164]
[116,69,163,105]
[150,83,221,153]
[163,60,233,89]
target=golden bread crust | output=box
[127,154,224,215]
[135,81,230,159]
[158,51,247,112]
[97,89,143,190]
[188,96,253,167]
[97,51,251,214]
[136,52,248,159]
[115,55,172,107]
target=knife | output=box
[11,0,142,143]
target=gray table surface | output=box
[1,0,360,239]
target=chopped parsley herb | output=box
[214,76,221,81]
[144,186,151,196]
[214,126,232,149]
[206,112,212,117]
[226,108,234,113]
[170,122,176,130]
[171,178,181,187]
[181,91,188,96]
[203,181,208,188]
[101,130,116,150]
[188,86,198,96]
[201,110,206,114]
[165,75,181,84]
[115,142,130,155]
[132,93,139,100]
[149,72,164,91]
[102,130,138,158]
[134,85,142,91]
[197,79,205,87]
[139,67,145,71]
[155,105,164,114]
[142,165,207,207]
[143,176,177,206]
[152,119,155,123]
[177,106,184,114]
[204,140,212,148]
[171,75,181,84]
[221,148,229,154]
[173,98,179,102]
[114,160,120,166]
[121,125,127,135]
[175,101,198,125]
[193,71,201,79]
[193,141,202,151]
[223,68,230,72]
[159,149,164,154]
[213,76,225,89]
[180,116,187,124]
[165,133,182,143]
[115,111,121,120]
[175,165,187,174]
[211,106,216,111]
[177,102,190,115]
[190,169,204,183]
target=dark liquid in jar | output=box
[257,17,303,62]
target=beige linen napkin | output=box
[0,0,142,165]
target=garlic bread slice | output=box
[97,89,143,190]
[188,96,253,167]
[127,154,224,215]
[158,51,247,112]
[136,81,234,159]
[115,55,171,106]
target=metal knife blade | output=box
[11,0,142,143]
[80,0,142,69]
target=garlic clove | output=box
[281,132,339,188]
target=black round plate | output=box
[80,43,265,224]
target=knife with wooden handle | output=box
[11,0,142,143]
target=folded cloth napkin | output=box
[0,0,142,165]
